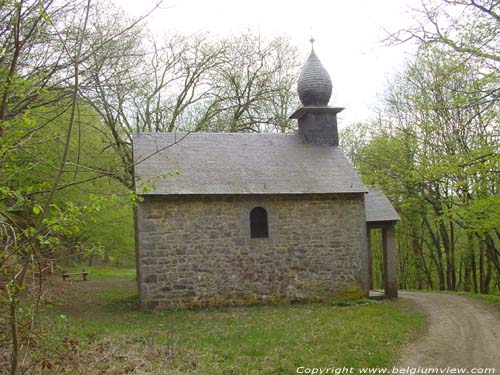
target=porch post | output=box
[382,223,398,298]
[367,227,373,290]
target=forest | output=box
[0,0,499,374]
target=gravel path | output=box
[398,292,500,370]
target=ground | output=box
[38,267,423,375]
[398,292,500,370]
[41,269,500,374]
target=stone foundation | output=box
[135,194,369,309]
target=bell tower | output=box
[290,38,344,146]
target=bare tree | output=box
[387,0,500,64]
[81,30,301,188]
[209,34,300,133]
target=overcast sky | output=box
[114,0,422,127]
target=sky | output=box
[113,0,422,127]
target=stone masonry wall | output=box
[135,194,369,309]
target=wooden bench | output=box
[62,270,89,281]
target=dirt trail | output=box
[398,292,500,370]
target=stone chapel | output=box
[132,42,400,309]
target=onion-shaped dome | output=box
[297,39,332,106]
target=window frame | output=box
[249,206,269,239]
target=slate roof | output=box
[365,189,400,222]
[133,132,368,195]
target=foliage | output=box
[0,1,146,372]
[341,43,500,293]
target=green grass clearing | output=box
[64,265,136,279]
[38,277,425,375]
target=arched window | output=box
[250,207,269,238]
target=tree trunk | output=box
[479,243,485,294]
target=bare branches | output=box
[79,31,300,188]
[386,0,500,64]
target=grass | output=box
[64,265,136,279]
[58,299,424,374]
[38,276,426,375]
[454,291,500,310]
